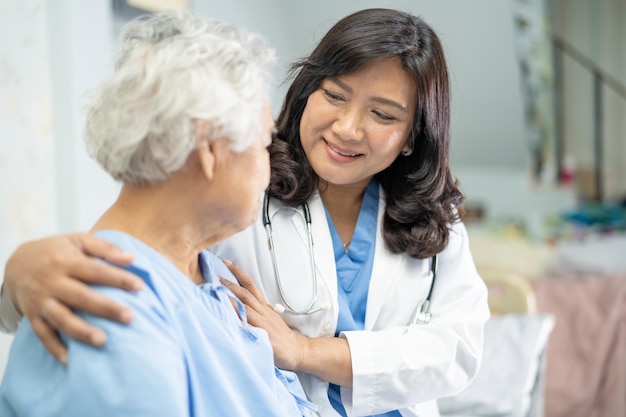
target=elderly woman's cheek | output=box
[261,151,271,189]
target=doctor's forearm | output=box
[298,336,353,388]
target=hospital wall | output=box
[0,0,542,377]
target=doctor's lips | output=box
[324,140,363,159]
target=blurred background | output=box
[0,0,624,415]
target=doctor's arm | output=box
[0,234,144,361]
[337,223,490,415]
[223,222,490,416]
[220,261,354,389]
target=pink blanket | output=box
[533,274,626,417]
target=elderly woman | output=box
[0,11,315,417]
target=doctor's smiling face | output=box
[299,57,417,190]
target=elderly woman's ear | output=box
[194,121,216,181]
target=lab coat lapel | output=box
[364,185,403,330]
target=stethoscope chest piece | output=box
[410,255,438,325]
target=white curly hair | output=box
[83,10,276,184]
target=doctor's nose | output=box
[332,106,365,142]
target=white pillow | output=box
[547,234,626,275]
[438,314,555,417]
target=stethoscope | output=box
[262,192,437,324]
[409,254,437,325]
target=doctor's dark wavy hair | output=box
[269,8,464,259]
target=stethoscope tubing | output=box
[263,193,323,315]
[262,192,437,321]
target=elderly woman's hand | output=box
[4,233,143,363]
[219,260,308,372]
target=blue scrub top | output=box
[324,181,401,417]
[0,230,315,417]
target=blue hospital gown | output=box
[0,230,316,417]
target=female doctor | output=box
[1,8,489,417]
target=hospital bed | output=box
[447,228,626,417]
[531,235,626,417]
[438,269,555,417]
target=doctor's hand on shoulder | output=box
[1,233,143,362]
[220,260,354,389]
[0,233,356,390]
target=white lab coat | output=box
[211,186,490,417]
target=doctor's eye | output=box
[323,89,345,102]
[372,110,396,122]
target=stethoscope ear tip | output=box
[273,303,286,314]
[321,301,331,311]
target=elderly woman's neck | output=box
[91,183,221,285]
